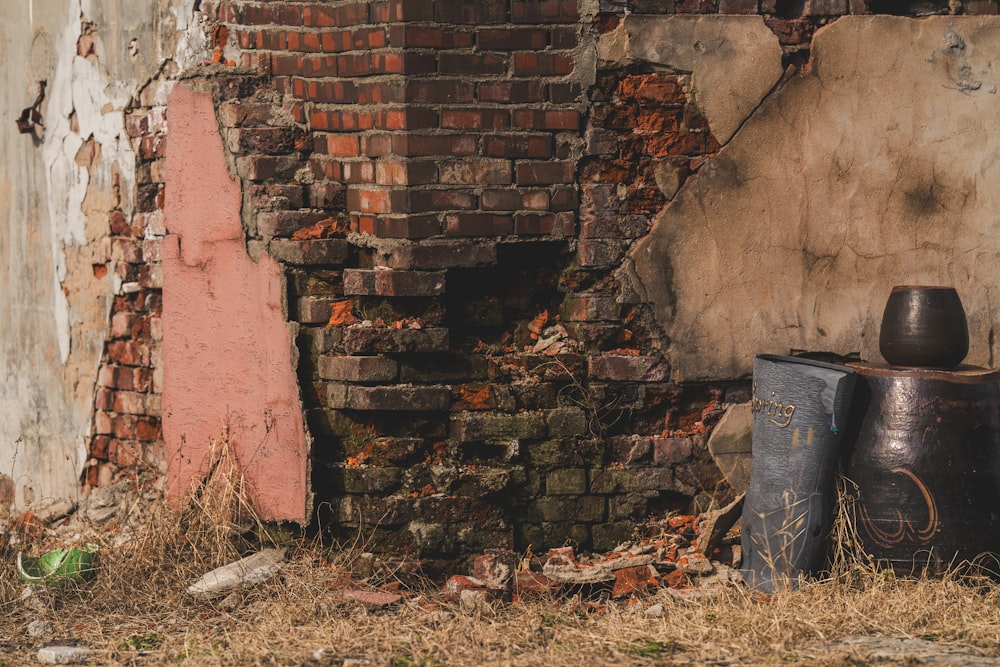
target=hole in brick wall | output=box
[773,0,807,17]
[866,0,950,13]
[644,491,692,518]
[446,241,572,348]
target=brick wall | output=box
[85,72,171,488]
[89,0,1000,564]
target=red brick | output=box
[328,384,452,410]
[516,161,575,185]
[438,159,512,185]
[477,28,549,50]
[438,53,508,75]
[236,155,302,181]
[612,564,657,598]
[482,189,549,211]
[441,109,510,130]
[589,355,669,382]
[257,210,328,237]
[343,269,446,296]
[370,0,436,22]
[340,161,375,184]
[375,161,437,186]
[405,80,476,103]
[319,356,399,382]
[108,341,141,366]
[388,25,474,48]
[444,213,513,237]
[478,81,546,103]
[320,134,361,157]
[385,242,497,270]
[357,214,441,239]
[484,134,552,158]
[434,0,507,23]
[616,74,685,104]
[393,134,478,157]
[512,52,575,76]
[511,0,580,23]
[346,187,409,214]
[374,107,438,131]
[562,294,620,322]
[512,109,580,131]
[408,190,477,212]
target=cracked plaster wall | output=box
[0,0,205,510]
[626,16,1000,381]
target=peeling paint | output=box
[0,0,208,510]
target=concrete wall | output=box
[0,0,205,511]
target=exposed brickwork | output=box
[85,76,171,489]
[88,0,944,565]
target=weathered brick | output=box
[342,327,449,354]
[516,161,574,185]
[332,465,403,494]
[484,135,552,159]
[444,213,514,237]
[237,156,302,181]
[319,356,399,382]
[441,109,510,130]
[268,239,350,265]
[561,294,620,322]
[652,436,695,465]
[511,0,580,22]
[451,411,548,442]
[588,355,669,382]
[434,0,508,23]
[512,53,575,77]
[355,214,442,239]
[590,468,674,494]
[257,211,328,237]
[328,384,452,411]
[546,468,587,495]
[477,28,549,50]
[298,297,338,324]
[577,239,628,268]
[343,269,445,296]
[438,159,513,185]
[478,81,546,103]
[383,240,497,269]
[546,407,588,436]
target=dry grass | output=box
[2,471,1000,666]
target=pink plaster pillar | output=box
[162,83,308,522]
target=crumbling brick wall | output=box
[85,0,999,564]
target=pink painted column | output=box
[162,83,308,522]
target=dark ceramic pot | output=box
[843,362,1000,576]
[879,285,968,368]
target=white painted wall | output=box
[0,0,206,510]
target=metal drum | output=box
[844,362,1000,575]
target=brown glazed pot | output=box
[878,285,968,368]
[843,362,1000,576]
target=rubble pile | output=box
[444,496,746,606]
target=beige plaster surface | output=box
[162,84,308,522]
[600,16,784,144]
[630,16,1000,381]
